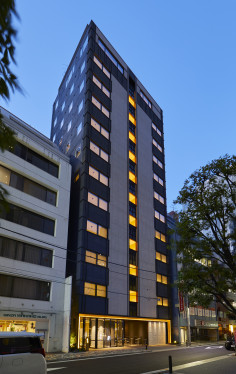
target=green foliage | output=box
[0,0,21,210]
[174,154,236,315]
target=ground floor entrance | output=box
[77,314,171,349]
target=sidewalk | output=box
[46,341,226,362]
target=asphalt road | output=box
[47,345,236,374]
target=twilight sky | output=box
[3,0,236,211]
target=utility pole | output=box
[186,295,191,346]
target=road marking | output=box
[47,368,66,372]
[140,354,232,374]
[205,345,223,349]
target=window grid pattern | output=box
[92,75,110,98]
[93,56,111,79]
[84,282,106,297]
[98,40,124,74]
[152,122,162,137]
[91,117,109,139]
[86,220,108,239]
[92,96,109,118]
[154,191,165,204]
[85,250,107,267]
[90,141,109,162]
[154,173,164,186]
[89,166,108,186]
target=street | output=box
[47,345,236,374]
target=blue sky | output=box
[3,0,236,211]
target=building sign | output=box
[2,312,47,319]
[195,320,218,328]
[179,291,184,312]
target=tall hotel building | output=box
[51,21,169,348]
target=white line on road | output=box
[47,368,66,372]
[140,354,232,374]
[205,345,223,349]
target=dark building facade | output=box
[51,21,170,348]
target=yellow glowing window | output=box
[84,282,96,296]
[157,274,162,283]
[129,96,136,108]
[156,252,161,261]
[97,285,106,298]
[163,298,169,306]
[129,265,138,276]
[129,171,136,183]
[129,290,138,303]
[162,254,167,263]
[157,297,162,306]
[129,113,136,125]
[129,193,137,205]
[162,275,167,284]
[129,132,136,144]
[155,231,161,240]
[98,226,107,239]
[129,215,137,227]
[74,173,80,182]
[129,151,136,163]
[161,233,166,243]
[129,239,138,251]
[85,250,96,265]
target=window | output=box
[129,180,136,195]
[77,122,82,135]
[154,191,165,204]
[156,274,168,284]
[60,119,64,129]
[69,102,73,113]
[0,274,50,301]
[55,100,58,109]
[9,141,59,178]
[91,117,109,139]
[75,147,81,158]
[140,90,152,108]
[59,138,63,146]
[61,101,65,111]
[129,202,136,217]
[67,121,72,132]
[70,83,74,95]
[154,173,164,186]
[66,143,70,153]
[66,66,74,87]
[80,35,88,57]
[0,165,57,206]
[155,230,166,242]
[129,121,136,135]
[153,155,163,169]
[84,282,106,297]
[93,55,111,79]
[129,225,136,240]
[80,80,84,93]
[78,100,83,113]
[81,61,85,74]
[88,192,108,211]
[0,203,55,235]
[90,141,109,162]
[92,96,110,118]
[93,75,110,98]
[129,159,136,173]
[53,118,57,127]
[157,297,168,306]
[152,139,163,153]
[156,251,167,263]
[86,220,107,238]
[89,166,108,186]
[155,210,165,223]
[85,250,107,267]
[0,236,53,267]
[129,140,135,154]
[98,40,124,74]
[52,134,56,142]
[152,122,162,137]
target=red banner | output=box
[179,291,184,312]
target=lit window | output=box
[99,198,108,211]
[97,285,106,297]
[157,297,163,306]
[155,210,165,223]
[99,173,108,186]
[129,113,136,125]
[78,100,83,113]
[152,122,162,137]
[84,282,96,296]
[129,193,137,205]
[140,90,152,108]
[98,225,107,238]
[102,86,110,98]
[77,122,82,135]
[91,117,100,132]
[69,102,73,113]
[93,55,111,79]
[55,100,58,109]
[129,132,136,144]
[154,192,165,204]
[93,75,101,89]
[129,239,137,251]
[154,173,164,186]
[93,55,102,69]
[129,290,138,303]
[103,66,110,78]
[157,297,169,307]
[70,84,74,95]
[89,166,99,180]
[85,250,96,265]
[129,96,136,108]
[102,105,109,118]
[0,166,10,185]
[155,230,166,242]
[163,298,168,306]
[59,138,63,146]
[97,254,106,267]
[101,127,109,139]
[100,150,109,162]
[90,141,99,155]
[152,139,162,153]
[129,171,136,184]
[53,134,56,142]
[81,61,85,74]
[75,148,81,158]
[92,96,100,109]
[88,192,98,206]
[87,220,97,235]
[157,274,168,284]
[80,80,85,93]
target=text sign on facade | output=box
[179,291,184,312]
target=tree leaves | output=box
[174,155,236,316]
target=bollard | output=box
[168,355,172,373]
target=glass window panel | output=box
[88,192,98,206]
[89,166,99,180]
[102,106,109,118]
[77,122,82,135]
[102,86,110,97]
[160,214,165,223]
[161,233,166,242]
[157,297,162,306]
[155,211,160,220]
[93,75,102,89]
[91,118,100,132]
[69,102,73,113]
[0,274,13,297]
[81,61,85,73]
[24,244,41,265]
[80,80,84,93]
[98,226,107,238]
[92,96,101,109]
[103,66,110,78]
[163,298,168,306]
[154,174,158,182]
[0,165,10,185]
[85,250,96,264]
[99,173,108,186]
[161,254,167,263]
[93,56,102,69]
[86,220,97,235]
[156,252,161,261]
[97,254,106,267]
[99,198,108,211]
[90,141,99,155]
[157,274,162,283]
[84,282,95,296]
[41,249,52,267]
[100,150,108,162]
[70,84,74,94]
[162,275,167,284]
[152,123,157,131]
[78,100,83,113]
[155,231,161,240]
[101,127,109,139]
[97,285,106,297]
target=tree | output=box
[174,154,236,316]
[0,0,21,211]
